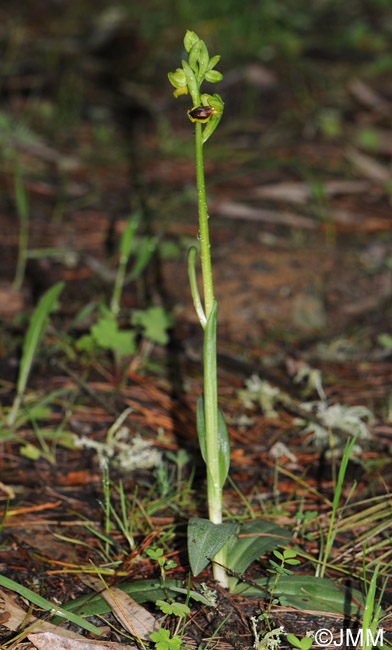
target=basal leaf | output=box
[233,574,365,618]
[227,519,291,589]
[52,579,211,622]
[188,517,238,576]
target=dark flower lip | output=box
[187,105,216,123]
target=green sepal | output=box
[196,395,230,490]
[188,517,238,576]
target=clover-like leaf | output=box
[91,316,136,356]
[131,306,174,345]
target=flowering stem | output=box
[195,123,214,318]
[195,122,228,587]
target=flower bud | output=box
[198,41,210,79]
[168,68,187,89]
[184,30,199,52]
[207,54,221,71]
[189,40,202,73]
[205,69,223,83]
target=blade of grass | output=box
[7,282,64,428]
[319,434,358,578]
[0,574,102,635]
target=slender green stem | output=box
[195,122,214,318]
[194,121,227,587]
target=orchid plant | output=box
[168,31,230,586]
[168,31,292,591]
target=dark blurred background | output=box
[1,0,392,340]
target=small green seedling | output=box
[150,628,182,650]
[286,634,313,650]
[147,548,177,594]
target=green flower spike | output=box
[168,32,224,144]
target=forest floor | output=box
[1,3,392,649]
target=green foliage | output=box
[233,574,366,617]
[196,395,230,490]
[7,282,64,428]
[91,314,137,355]
[287,634,313,650]
[156,600,190,617]
[268,548,301,576]
[131,306,174,345]
[0,574,102,635]
[226,520,291,587]
[187,518,238,576]
[75,213,172,363]
[150,628,182,650]
[53,579,212,623]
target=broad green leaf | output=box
[0,574,102,635]
[52,579,211,622]
[233,574,365,618]
[227,520,291,589]
[188,517,238,576]
[91,316,136,355]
